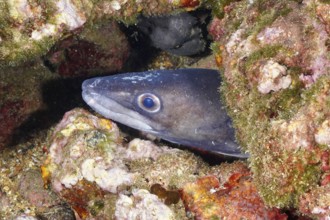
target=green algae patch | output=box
[253,148,321,208]
[242,45,283,71]
[204,0,239,18]
[0,0,92,66]
[245,4,292,37]
[224,74,330,208]
[128,148,209,189]
[220,58,304,152]
[1,36,59,67]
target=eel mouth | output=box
[82,89,155,133]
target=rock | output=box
[42,108,287,219]
[0,0,196,66]
[0,65,49,149]
[17,169,61,210]
[43,20,130,77]
[208,0,330,217]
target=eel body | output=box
[82,68,248,158]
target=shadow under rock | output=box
[117,122,243,165]
[10,76,89,146]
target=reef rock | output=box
[41,108,189,219]
[43,20,130,77]
[209,0,330,218]
[41,108,286,219]
[181,163,287,220]
[0,0,200,66]
[0,65,51,149]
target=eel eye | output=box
[137,93,161,113]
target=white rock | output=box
[125,138,166,160]
[115,189,175,220]
[14,215,38,220]
[56,0,87,30]
[315,120,330,147]
[258,60,291,94]
[81,159,135,193]
[60,171,82,188]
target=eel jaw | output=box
[82,90,158,133]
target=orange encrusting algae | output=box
[181,171,287,220]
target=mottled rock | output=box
[42,108,185,219]
[0,65,50,149]
[299,185,330,219]
[43,20,130,77]
[17,169,61,210]
[0,0,191,66]
[181,162,287,220]
[42,108,289,219]
[257,60,291,94]
[115,189,175,220]
[208,0,330,217]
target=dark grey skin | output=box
[82,69,248,158]
[137,13,206,56]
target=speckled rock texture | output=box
[43,20,130,77]
[41,108,190,219]
[0,65,51,149]
[40,108,286,219]
[0,0,198,66]
[1,0,329,219]
[209,0,330,218]
[181,163,287,220]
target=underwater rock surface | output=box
[40,108,285,219]
[0,0,196,66]
[1,0,329,219]
[0,65,51,149]
[181,172,287,220]
[43,20,130,77]
[209,0,330,218]
[0,63,87,150]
